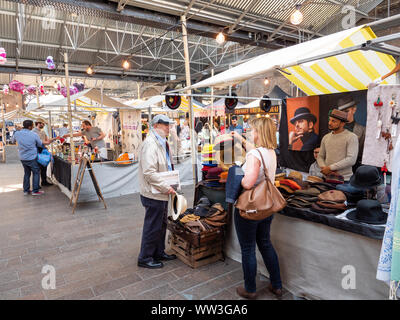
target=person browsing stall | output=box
[137,114,177,269]
[317,109,359,181]
[63,120,105,149]
[32,119,58,187]
[230,117,283,300]
[12,120,45,196]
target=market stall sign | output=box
[234,105,280,115]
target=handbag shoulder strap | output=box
[255,148,271,182]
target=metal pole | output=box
[1,100,6,148]
[210,68,214,144]
[48,110,53,155]
[181,15,198,184]
[64,52,75,163]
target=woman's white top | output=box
[242,147,277,186]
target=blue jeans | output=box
[21,159,40,193]
[234,209,282,293]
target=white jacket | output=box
[138,130,171,201]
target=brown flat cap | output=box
[330,109,349,123]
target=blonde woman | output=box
[231,117,282,299]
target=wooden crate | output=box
[167,216,223,248]
[169,233,224,269]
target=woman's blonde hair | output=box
[249,117,277,149]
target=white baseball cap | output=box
[151,114,175,125]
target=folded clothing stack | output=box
[311,190,347,214]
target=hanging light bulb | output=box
[216,32,225,44]
[122,59,131,70]
[290,5,303,25]
[264,78,270,86]
[86,66,94,75]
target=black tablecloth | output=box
[53,156,71,191]
[280,206,385,240]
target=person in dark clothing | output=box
[289,107,319,151]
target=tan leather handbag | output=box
[235,149,287,220]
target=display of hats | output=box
[206,167,223,179]
[346,199,387,225]
[306,175,324,183]
[316,201,347,211]
[309,182,334,192]
[349,165,382,190]
[325,173,344,184]
[310,190,347,214]
[213,134,234,151]
[201,165,215,172]
[202,157,216,162]
[171,193,188,221]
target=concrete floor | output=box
[0,146,292,300]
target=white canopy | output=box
[26,88,131,112]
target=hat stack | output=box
[311,190,347,214]
[204,167,224,188]
[201,144,218,180]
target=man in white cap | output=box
[137,114,177,269]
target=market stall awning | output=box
[186,25,396,95]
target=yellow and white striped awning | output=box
[282,26,396,95]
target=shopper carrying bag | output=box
[230,117,284,300]
[235,148,286,220]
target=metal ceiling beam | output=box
[227,0,259,34]
[324,0,370,17]
[3,0,292,49]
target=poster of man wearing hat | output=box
[287,96,320,152]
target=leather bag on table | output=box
[235,149,287,221]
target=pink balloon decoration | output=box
[9,80,25,94]
[60,86,79,98]
[27,85,37,95]
[0,47,6,65]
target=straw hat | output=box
[171,193,188,221]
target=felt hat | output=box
[290,107,317,125]
[288,170,303,181]
[278,184,295,194]
[275,172,286,181]
[318,190,347,203]
[206,167,223,179]
[325,173,344,184]
[311,202,343,215]
[337,96,358,111]
[295,187,320,196]
[329,109,349,123]
[306,175,324,183]
[316,201,347,211]
[171,193,188,221]
[346,199,387,225]
[280,179,302,191]
[219,171,228,183]
[349,165,382,190]
[35,118,47,124]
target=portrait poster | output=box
[287,96,320,152]
[120,110,142,159]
